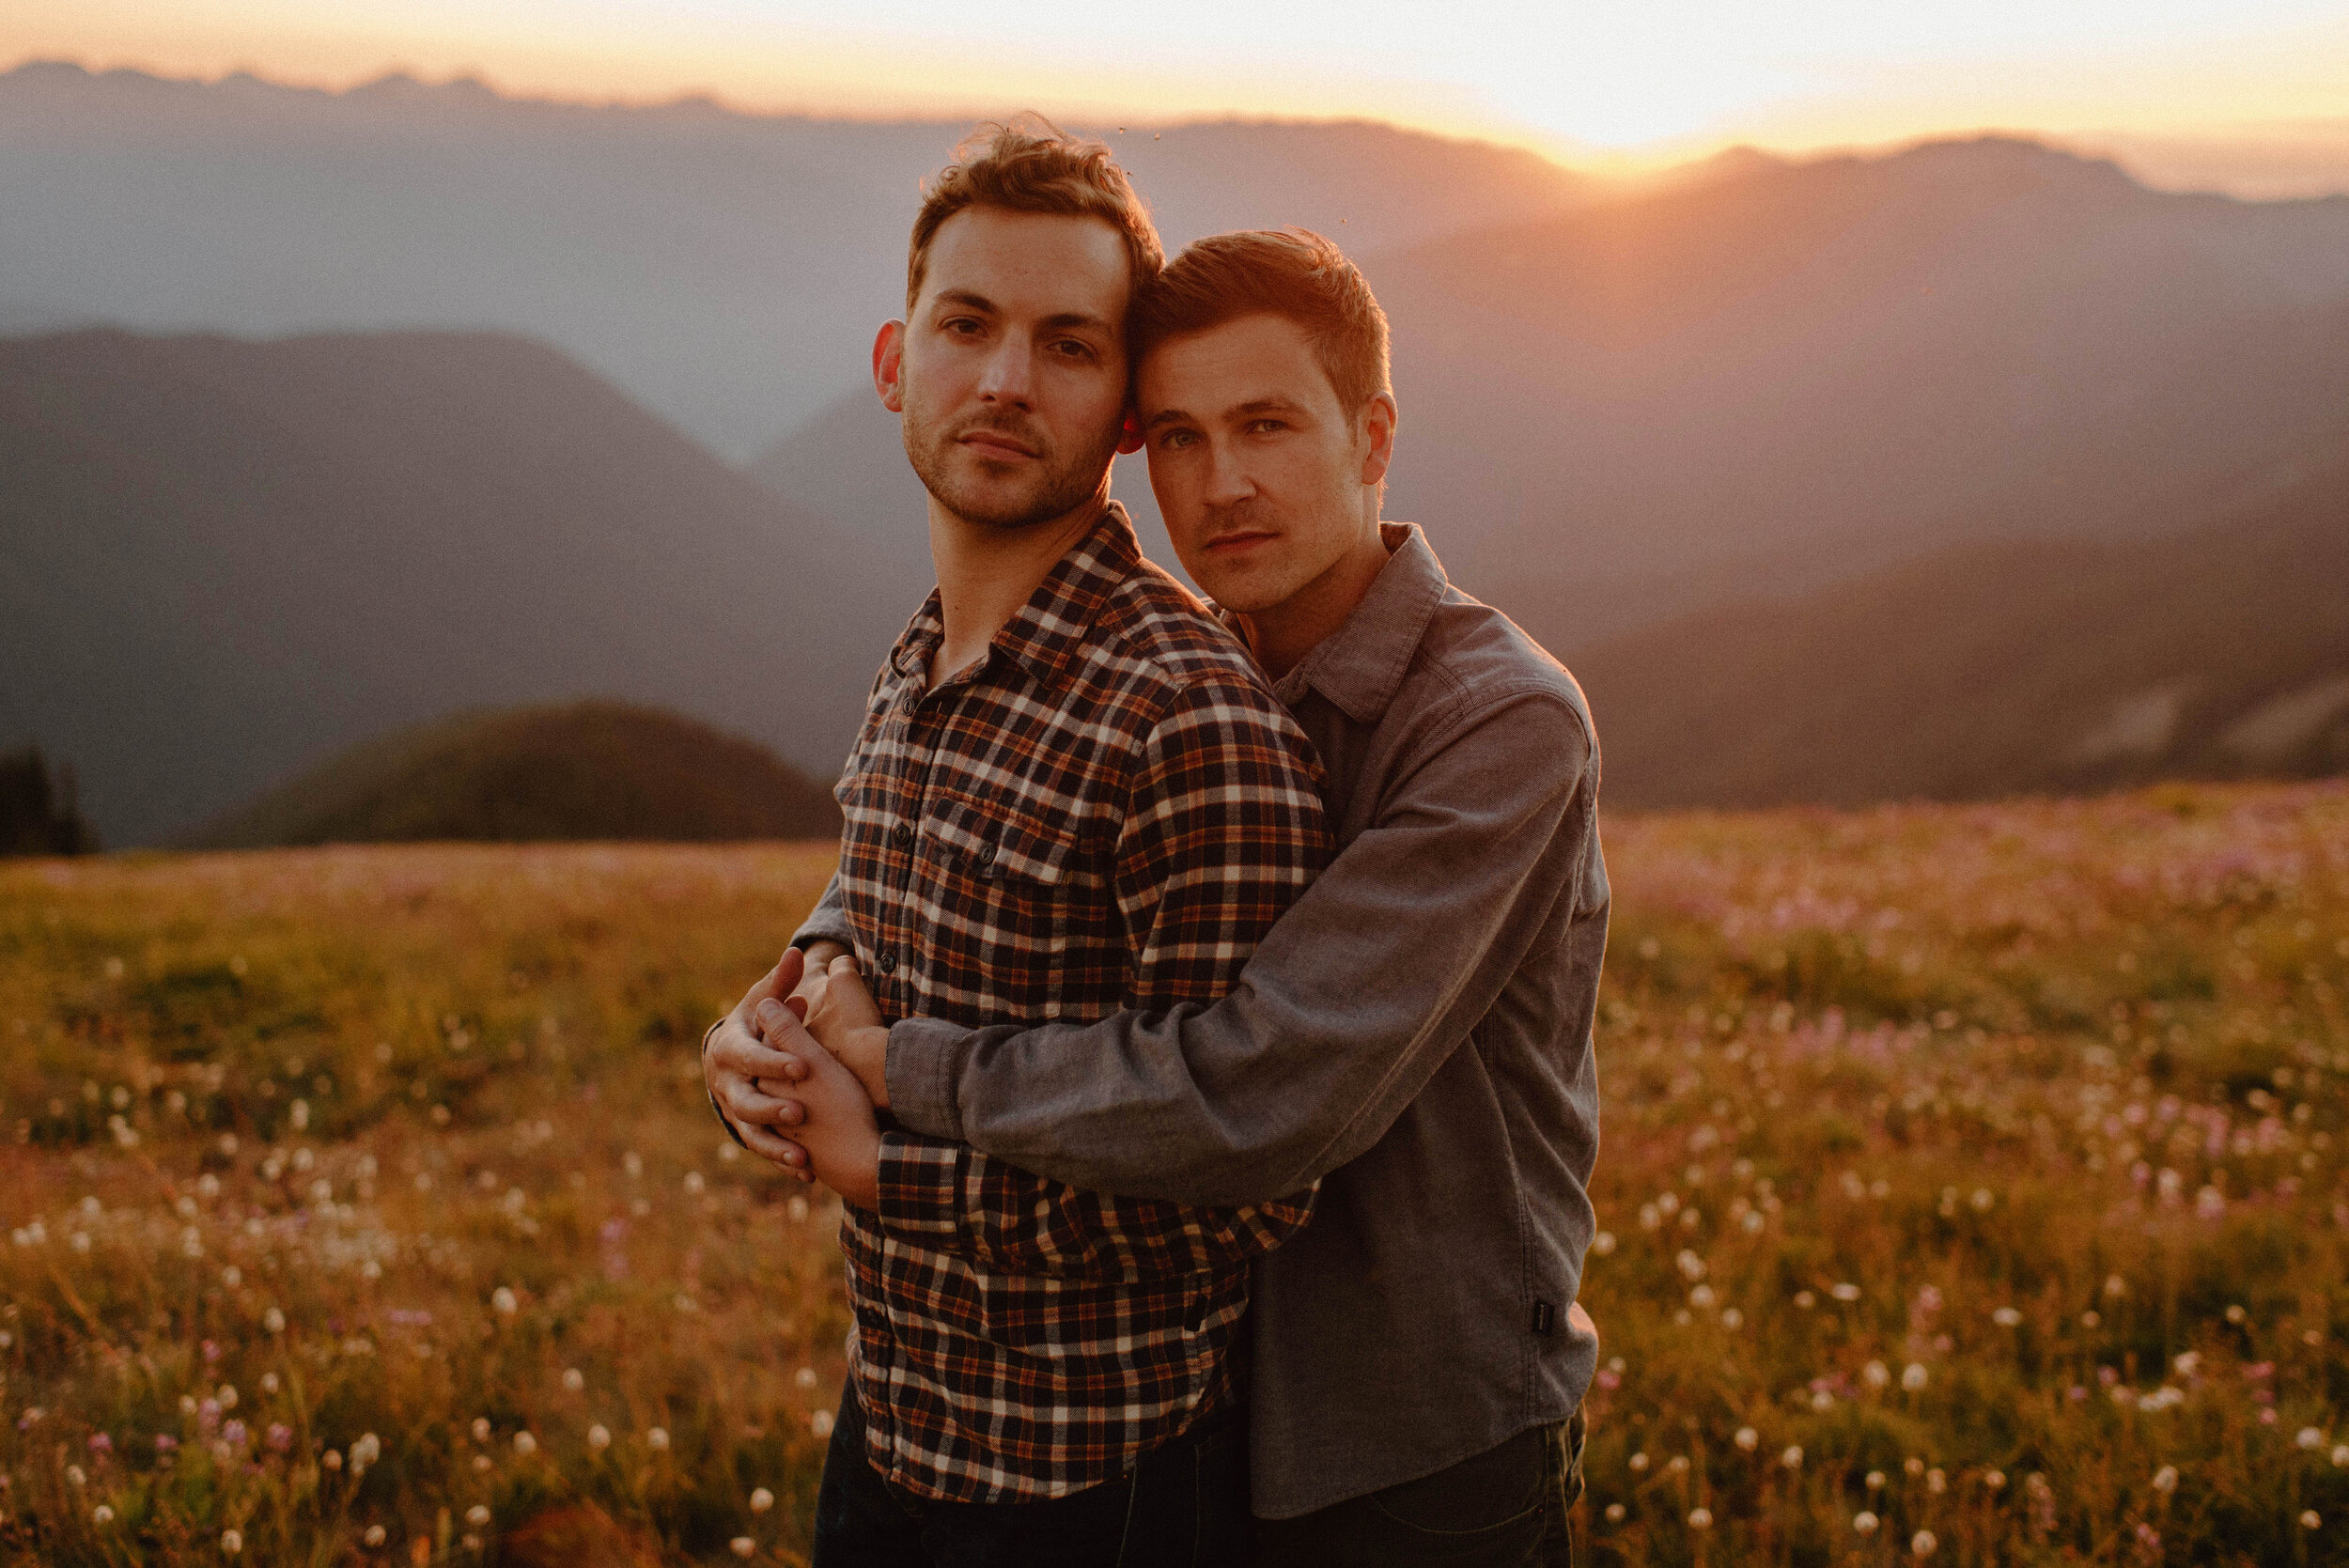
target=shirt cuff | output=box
[885,1017,973,1141]
[788,920,855,954]
[874,1130,965,1241]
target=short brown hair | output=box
[907,117,1162,311]
[1133,228,1392,412]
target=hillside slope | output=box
[1571,442,2349,808]
[183,701,840,847]
[1372,138,2349,649]
[0,329,895,845]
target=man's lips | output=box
[957,430,1039,460]
[1202,530,1277,554]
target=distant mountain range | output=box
[1371,136,2349,649]
[0,329,895,844]
[10,319,2343,845]
[0,61,1594,459]
[9,64,2349,839]
[184,701,840,847]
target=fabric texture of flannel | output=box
[821,502,1329,1503]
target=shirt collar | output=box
[886,502,1141,692]
[1271,521,1446,724]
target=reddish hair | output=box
[1133,227,1391,411]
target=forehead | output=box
[1139,312,1340,412]
[918,207,1134,319]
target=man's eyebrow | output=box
[930,293,1110,334]
[1144,394,1310,432]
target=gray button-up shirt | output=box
[803,522,1608,1519]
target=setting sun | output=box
[13,0,2349,175]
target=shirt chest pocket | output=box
[912,794,1112,1002]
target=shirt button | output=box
[876,951,897,975]
[977,842,997,870]
[891,820,913,847]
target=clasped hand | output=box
[701,946,894,1207]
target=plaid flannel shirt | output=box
[819,503,1330,1503]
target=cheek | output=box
[1146,452,1206,522]
[895,362,951,425]
[902,343,983,410]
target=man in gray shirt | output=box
[715,227,1607,1564]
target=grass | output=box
[1,781,2345,1564]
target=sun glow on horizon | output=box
[11,0,2349,191]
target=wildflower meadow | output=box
[2,781,2344,1564]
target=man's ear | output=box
[1116,407,1145,457]
[1359,391,1399,488]
[872,320,908,413]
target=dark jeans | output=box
[1253,1409,1585,1568]
[811,1377,1252,1567]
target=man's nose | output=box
[975,334,1034,408]
[1204,440,1255,505]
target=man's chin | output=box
[941,489,1086,532]
[908,427,1119,532]
[1189,573,1285,615]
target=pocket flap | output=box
[921,794,1090,885]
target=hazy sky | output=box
[16,0,2349,164]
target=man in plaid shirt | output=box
[721,222,1608,1566]
[705,122,1330,1561]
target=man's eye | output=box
[1050,339,1096,360]
[1157,429,1195,451]
[943,318,983,336]
[1248,418,1286,435]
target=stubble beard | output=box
[904,404,1116,533]
[1183,498,1295,613]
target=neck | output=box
[1230,510,1392,679]
[926,478,1112,689]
